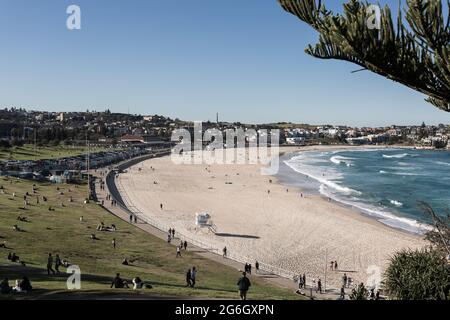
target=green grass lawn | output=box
[0,144,114,161]
[0,177,297,300]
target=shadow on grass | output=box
[0,263,236,298]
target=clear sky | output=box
[0,0,449,126]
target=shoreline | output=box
[116,146,426,289]
[276,146,430,237]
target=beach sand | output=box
[117,146,426,289]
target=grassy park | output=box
[0,177,296,300]
[0,144,113,161]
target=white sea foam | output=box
[330,155,354,166]
[382,153,409,159]
[284,157,360,195]
[390,172,424,176]
[285,150,433,235]
[390,200,403,207]
[318,185,431,234]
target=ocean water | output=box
[283,148,450,234]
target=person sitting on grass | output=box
[122,258,129,266]
[132,277,143,289]
[12,276,32,293]
[20,276,32,292]
[105,225,116,232]
[0,242,6,248]
[11,253,19,263]
[12,280,21,292]
[90,234,98,240]
[0,278,12,294]
[110,273,129,289]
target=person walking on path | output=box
[185,269,192,287]
[343,273,348,288]
[237,272,251,300]
[183,241,187,251]
[55,254,62,274]
[190,267,197,288]
[340,286,345,300]
[223,246,227,258]
[129,214,133,223]
[176,246,182,258]
[298,274,304,289]
[255,261,259,274]
[47,253,55,275]
[317,278,322,294]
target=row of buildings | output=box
[283,124,450,149]
[2,108,450,149]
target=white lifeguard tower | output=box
[195,212,211,227]
[195,212,218,234]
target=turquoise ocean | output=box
[280,148,450,234]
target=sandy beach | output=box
[117,145,426,289]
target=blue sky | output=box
[0,0,449,126]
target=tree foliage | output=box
[278,0,450,111]
[383,249,450,299]
[349,282,369,300]
[418,201,450,256]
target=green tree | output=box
[419,202,450,257]
[349,282,369,300]
[383,249,450,300]
[278,0,450,111]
